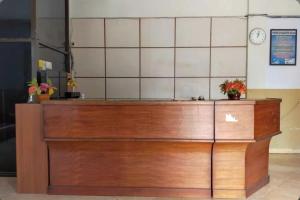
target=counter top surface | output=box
[39,98,281,106]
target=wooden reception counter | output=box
[16,99,281,199]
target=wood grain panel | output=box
[213,189,245,199]
[44,104,214,140]
[49,141,212,189]
[213,143,248,192]
[254,102,281,140]
[16,104,48,193]
[15,99,281,198]
[213,142,252,199]
[48,186,211,198]
[215,105,254,140]
[245,138,271,197]
[213,139,273,199]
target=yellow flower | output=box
[67,79,77,88]
[48,88,54,96]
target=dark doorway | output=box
[0,43,31,176]
[0,0,32,177]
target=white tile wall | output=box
[71,19,104,47]
[106,48,139,77]
[106,19,139,47]
[175,78,209,100]
[210,78,246,99]
[212,17,247,46]
[211,47,247,77]
[73,48,105,77]
[176,18,211,47]
[141,78,174,99]
[107,78,139,99]
[76,78,105,98]
[71,17,248,100]
[141,18,175,47]
[176,48,210,77]
[141,48,174,77]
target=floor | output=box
[0,154,299,200]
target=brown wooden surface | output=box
[245,138,271,197]
[15,99,281,198]
[43,104,214,140]
[215,98,281,141]
[48,186,211,198]
[213,139,272,199]
[213,143,248,199]
[42,99,214,105]
[213,99,281,199]
[254,102,281,140]
[15,104,48,193]
[215,104,254,140]
[49,141,212,190]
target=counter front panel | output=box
[48,141,212,197]
[43,103,214,140]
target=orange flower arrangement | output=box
[28,78,57,96]
[219,79,246,100]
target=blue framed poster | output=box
[270,29,297,65]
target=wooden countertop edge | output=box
[44,138,215,143]
[40,100,214,105]
[214,139,256,143]
[215,98,282,105]
[44,131,282,143]
[14,98,282,106]
[214,131,282,143]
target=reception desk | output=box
[16,99,281,199]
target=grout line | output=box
[71,16,248,20]
[174,17,177,100]
[74,76,247,79]
[245,16,249,99]
[209,17,213,100]
[104,18,107,100]
[139,18,142,100]
[70,46,247,49]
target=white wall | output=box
[70,17,247,100]
[249,0,300,16]
[70,0,300,90]
[248,17,300,89]
[70,0,300,18]
[70,0,248,18]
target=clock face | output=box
[249,28,266,45]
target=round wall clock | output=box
[249,28,266,45]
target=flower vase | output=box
[38,94,50,103]
[228,93,241,100]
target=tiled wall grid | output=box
[71,17,248,100]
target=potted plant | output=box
[28,78,57,102]
[219,79,246,100]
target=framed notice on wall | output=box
[270,29,297,65]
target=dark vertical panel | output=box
[0,0,31,38]
[0,42,31,175]
[0,20,31,38]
